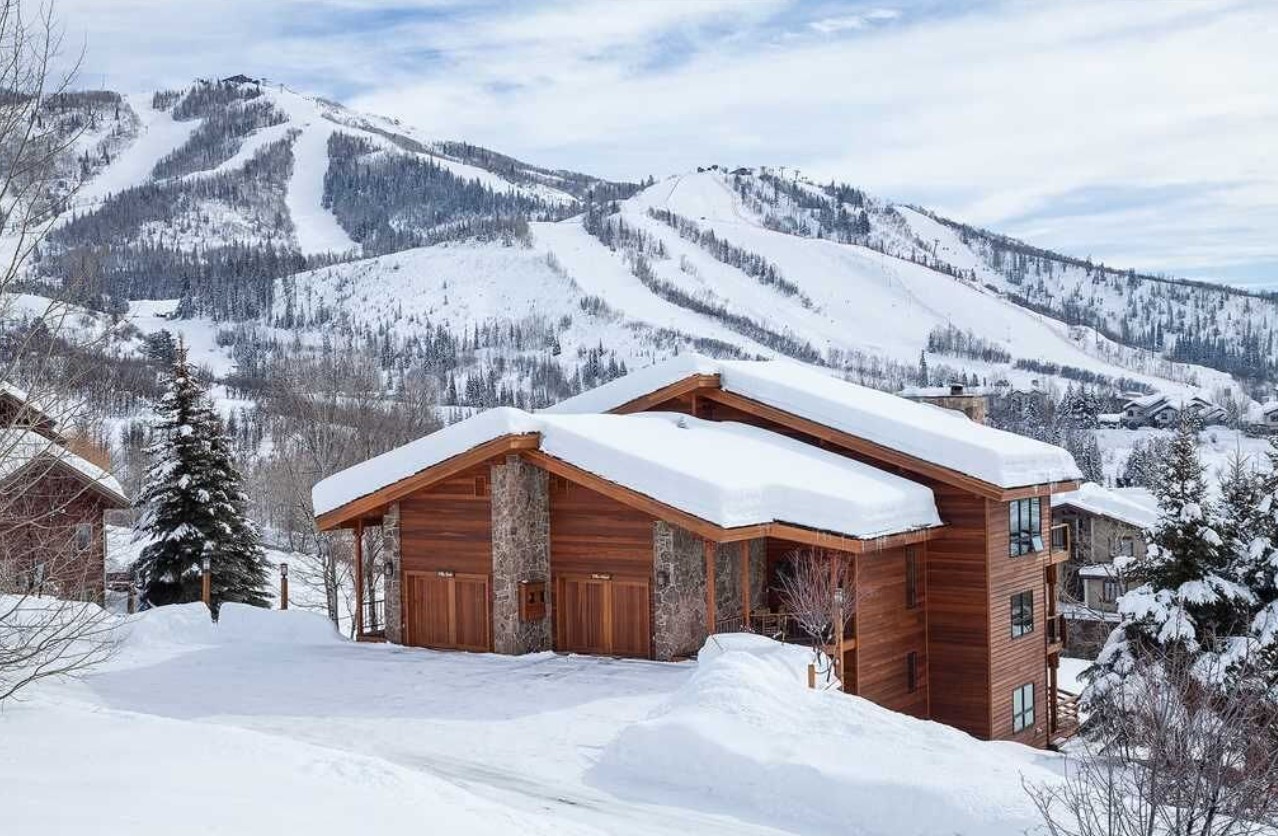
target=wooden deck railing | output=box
[1050,522,1072,558]
[713,611,854,646]
[359,596,386,640]
[1047,612,1067,647]
[1053,688,1082,743]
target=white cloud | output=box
[53,0,1278,284]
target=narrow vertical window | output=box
[1010,590,1034,638]
[1013,683,1036,732]
[905,548,919,609]
[1009,498,1043,556]
[906,651,918,693]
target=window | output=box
[1116,536,1134,557]
[1010,590,1034,638]
[1008,498,1043,556]
[906,651,918,693]
[73,523,93,551]
[1013,683,1035,733]
[905,549,919,609]
[1101,579,1120,603]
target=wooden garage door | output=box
[405,571,491,652]
[555,574,651,658]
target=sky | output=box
[59,0,1277,287]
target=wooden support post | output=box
[704,539,716,636]
[831,554,844,689]
[279,562,289,611]
[353,520,365,638]
[807,663,816,689]
[739,540,751,629]
[1049,661,1059,734]
[127,585,136,615]
[201,557,211,611]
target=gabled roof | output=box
[544,355,1081,492]
[1051,483,1158,530]
[313,408,943,545]
[0,429,128,507]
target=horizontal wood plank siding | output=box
[924,484,992,739]
[549,479,656,579]
[855,545,928,719]
[988,497,1051,747]
[399,464,493,577]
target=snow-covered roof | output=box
[544,355,1081,489]
[313,408,942,540]
[1078,563,1121,579]
[1123,392,1167,410]
[897,385,988,398]
[0,429,128,506]
[1051,482,1158,529]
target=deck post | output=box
[354,520,365,638]
[704,539,716,635]
[739,540,750,629]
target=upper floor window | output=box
[74,523,93,551]
[1009,498,1043,556]
[1013,682,1036,733]
[1101,579,1120,603]
[1115,536,1135,557]
[1010,590,1034,638]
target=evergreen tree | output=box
[1084,417,1253,720]
[917,350,929,386]
[133,344,270,612]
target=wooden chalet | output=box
[315,355,1082,748]
[0,385,128,603]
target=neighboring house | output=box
[1050,483,1158,656]
[315,355,1083,748]
[1245,400,1278,433]
[0,422,129,603]
[1120,392,1225,429]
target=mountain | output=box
[9,76,1273,417]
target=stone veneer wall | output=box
[490,455,551,654]
[652,521,767,661]
[383,501,402,645]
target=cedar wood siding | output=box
[987,496,1051,748]
[398,464,493,577]
[549,477,656,658]
[854,544,929,720]
[549,477,655,579]
[921,484,991,737]
[0,469,111,602]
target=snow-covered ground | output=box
[0,604,1066,835]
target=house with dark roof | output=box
[314,355,1082,747]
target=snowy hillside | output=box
[6,75,1270,415]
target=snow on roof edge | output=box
[544,354,1082,490]
[312,408,942,540]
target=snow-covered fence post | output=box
[279,562,289,610]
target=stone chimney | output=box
[903,382,989,424]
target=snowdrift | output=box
[592,633,1061,836]
[124,602,342,650]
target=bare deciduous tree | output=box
[251,351,439,634]
[0,0,124,702]
[777,547,852,647]
[1026,649,1278,836]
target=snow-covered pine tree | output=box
[1084,417,1254,723]
[1240,440,1278,693]
[132,344,270,612]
